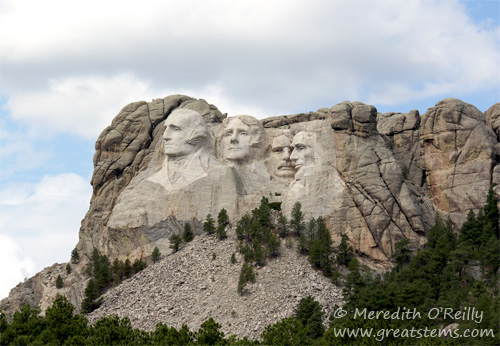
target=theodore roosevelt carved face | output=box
[218,115,265,164]
[162,109,208,159]
[267,132,296,180]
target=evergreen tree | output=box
[151,246,161,263]
[169,234,182,253]
[71,248,80,264]
[336,234,354,266]
[277,212,289,238]
[290,202,305,236]
[237,262,256,294]
[216,224,228,240]
[231,252,237,264]
[132,258,147,273]
[203,214,216,235]
[393,238,411,269]
[44,296,89,345]
[66,263,72,274]
[196,318,225,345]
[123,259,133,279]
[217,208,229,227]
[253,238,266,266]
[261,317,309,346]
[257,196,272,227]
[81,278,102,314]
[183,222,194,242]
[55,275,63,289]
[295,296,325,339]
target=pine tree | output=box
[393,238,411,269]
[216,224,227,240]
[151,247,161,263]
[169,234,182,253]
[336,234,354,266]
[277,213,289,238]
[217,208,229,227]
[66,263,72,274]
[71,248,80,264]
[203,214,216,235]
[55,275,63,289]
[183,222,194,242]
[81,278,102,314]
[295,296,325,339]
[290,202,305,236]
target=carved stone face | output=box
[222,118,253,162]
[290,132,316,178]
[268,134,296,179]
[162,109,206,159]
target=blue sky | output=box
[0,0,499,299]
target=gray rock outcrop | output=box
[2,96,499,321]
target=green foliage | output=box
[183,222,194,242]
[217,208,230,227]
[151,246,161,263]
[71,248,80,264]
[260,317,309,346]
[81,278,102,314]
[295,296,324,339]
[277,212,289,238]
[169,234,182,253]
[153,323,194,345]
[212,252,217,260]
[231,252,237,264]
[290,202,305,236]
[238,262,256,294]
[197,317,225,345]
[89,315,149,345]
[269,201,282,211]
[393,238,411,269]
[132,258,147,273]
[0,304,45,345]
[336,234,354,266]
[65,263,71,275]
[55,275,63,289]
[203,214,216,235]
[43,296,89,345]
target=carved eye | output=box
[240,131,248,136]
[272,147,283,153]
[225,131,233,137]
[171,126,180,131]
[296,145,305,151]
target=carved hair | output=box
[216,115,266,160]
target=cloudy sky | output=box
[0,0,499,299]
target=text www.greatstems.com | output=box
[332,327,495,342]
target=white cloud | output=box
[0,234,35,300]
[6,75,152,139]
[0,173,92,299]
[1,0,497,125]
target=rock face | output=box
[2,96,499,322]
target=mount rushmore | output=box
[2,94,499,316]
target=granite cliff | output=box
[1,96,499,322]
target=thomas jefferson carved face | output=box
[218,115,264,164]
[162,109,208,159]
[268,134,296,179]
[222,118,252,161]
[290,131,316,178]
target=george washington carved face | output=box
[162,109,208,159]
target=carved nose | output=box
[290,148,298,161]
[283,147,291,160]
[230,133,239,143]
